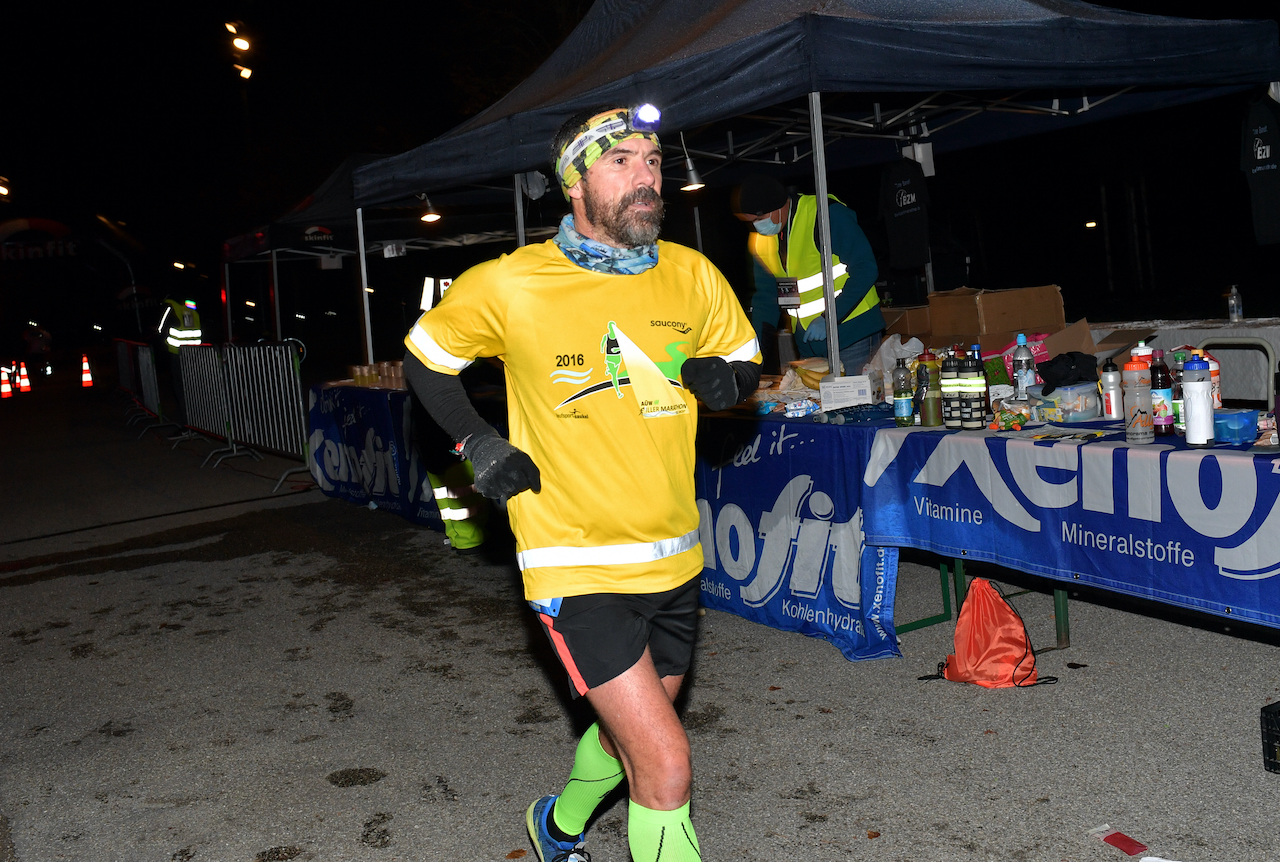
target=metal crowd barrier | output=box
[114,340,181,439]
[222,343,311,491]
[115,338,139,397]
[174,345,252,460]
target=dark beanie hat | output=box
[733,173,787,215]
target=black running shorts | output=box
[533,578,700,697]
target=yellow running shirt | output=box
[405,239,760,600]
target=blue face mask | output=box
[753,215,782,236]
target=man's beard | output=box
[583,183,665,247]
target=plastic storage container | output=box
[1213,409,1260,445]
[1027,382,1100,423]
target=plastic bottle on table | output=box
[941,352,962,429]
[1011,334,1036,401]
[892,357,914,427]
[916,350,943,427]
[1149,349,1174,437]
[1099,358,1123,420]
[1122,359,1153,444]
[1182,356,1215,447]
[1206,352,1221,409]
[1170,349,1188,432]
[1130,340,1154,366]
[960,345,988,430]
[1228,285,1243,322]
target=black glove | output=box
[681,357,738,411]
[463,431,541,503]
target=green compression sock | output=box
[628,800,701,862]
[551,723,626,837]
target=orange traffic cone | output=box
[18,362,31,393]
[81,354,94,387]
[1,368,11,399]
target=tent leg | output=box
[356,206,374,364]
[224,263,233,342]
[271,249,282,341]
[514,173,526,247]
[807,91,842,377]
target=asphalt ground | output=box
[2,372,1279,862]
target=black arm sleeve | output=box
[403,350,495,445]
[731,360,762,404]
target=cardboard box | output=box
[928,285,1065,341]
[1042,318,1098,360]
[1092,327,1158,365]
[884,304,931,339]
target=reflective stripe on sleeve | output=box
[439,506,482,521]
[434,484,478,500]
[720,336,761,364]
[795,262,848,292]
[407,325,474,372]
[516,528,699,571]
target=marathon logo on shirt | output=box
[551,321,690,419]
[1254,136,1272,162]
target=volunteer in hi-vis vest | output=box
[734,173,882,375]
[158,298,202,354]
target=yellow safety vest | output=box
[748,194,879,329]
[159,299,203,354]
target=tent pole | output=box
[223,263,233,343]
[356,207,374,364]
[514,174,526,247]
[808,91,842,378]
[270,249,282,340]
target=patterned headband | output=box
[556,108,662,196]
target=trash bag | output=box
[933,578,1057,688]
[865,334,923,401]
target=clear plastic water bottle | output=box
[1011,334,1035,401]
[1122,359,1153,444]
[1228,285,1243,323]
[892,357,914,427]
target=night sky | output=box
[3,1,1278,367]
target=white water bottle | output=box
[1182,357,1215,447]
[1011,334,1035,401]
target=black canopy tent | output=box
[222,156,557,361]
[353,0,1280,374]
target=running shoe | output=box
[526,795,589,862]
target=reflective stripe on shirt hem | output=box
[407,325,474,372]
[517,528,699,571]
[718,336,761,364]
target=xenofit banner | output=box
[861,425,1280,627]
[695,417,900,661]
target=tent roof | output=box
[353,0,1280,206]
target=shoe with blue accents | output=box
[526,795,589,862]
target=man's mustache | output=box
[619,186,664,212]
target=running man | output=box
[402,104,760,862]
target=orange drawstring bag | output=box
[935,578,1056,688]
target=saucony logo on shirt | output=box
[651,319,691,333]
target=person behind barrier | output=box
[733,173,884,375]
[402,103,760,862]
[155,297,202,422]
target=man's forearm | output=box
[402,350,494,446]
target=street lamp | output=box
[233,37,250,51]
[0,177,10,200]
